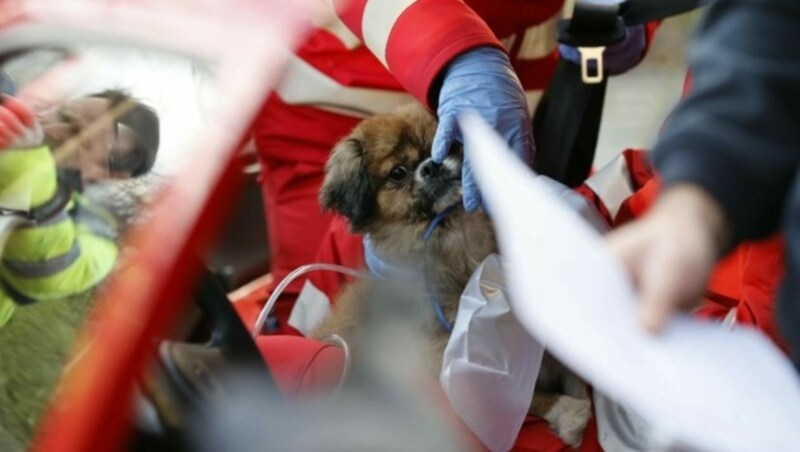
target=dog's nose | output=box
[419,158,441,180]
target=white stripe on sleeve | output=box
[313,1,362,50]
[361,0,417,66]
[275,55,415,117]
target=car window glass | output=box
[0,43,221,451]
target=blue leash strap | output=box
[423,205,457,332]
[423,205,456,242]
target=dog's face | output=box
[320,103,462,233]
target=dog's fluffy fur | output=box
[313,103,590,447]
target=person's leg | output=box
[259,160,335,333]
[253,96,361,333]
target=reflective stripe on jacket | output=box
[0,145,119,327]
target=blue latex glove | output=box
[559,25,647,76]
[432,47,534,213]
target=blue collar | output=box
[363,234,421,281]
[363,205,457,332]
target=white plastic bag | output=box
[440,254,544,452]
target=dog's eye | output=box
[388,165,409,182]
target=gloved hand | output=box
[0,95,43,150]
[432,46,534,212]
[559,25,647,76]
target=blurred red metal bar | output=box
[0,0,319,451]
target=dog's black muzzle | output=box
[415,157,462,215]
[417,157,461,185]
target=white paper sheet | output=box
[460,113,800,451]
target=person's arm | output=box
[608,0,800,332]
[331,0,504,108]
[655,0,800,243]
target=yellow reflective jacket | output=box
[0,146,118,328]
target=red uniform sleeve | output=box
[332,0,504,108]
[642,20,661,57]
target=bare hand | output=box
[606,185,731,332]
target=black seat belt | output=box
[532,0,706,187]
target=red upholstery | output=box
[256,335,345,398]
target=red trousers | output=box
[252,96,362,332]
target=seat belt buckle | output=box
[557,0,626,84]
[577,46,606,84]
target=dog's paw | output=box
[546,396,592,448]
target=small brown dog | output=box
[313,103,591,447]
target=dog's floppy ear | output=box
[320,138,376,232]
